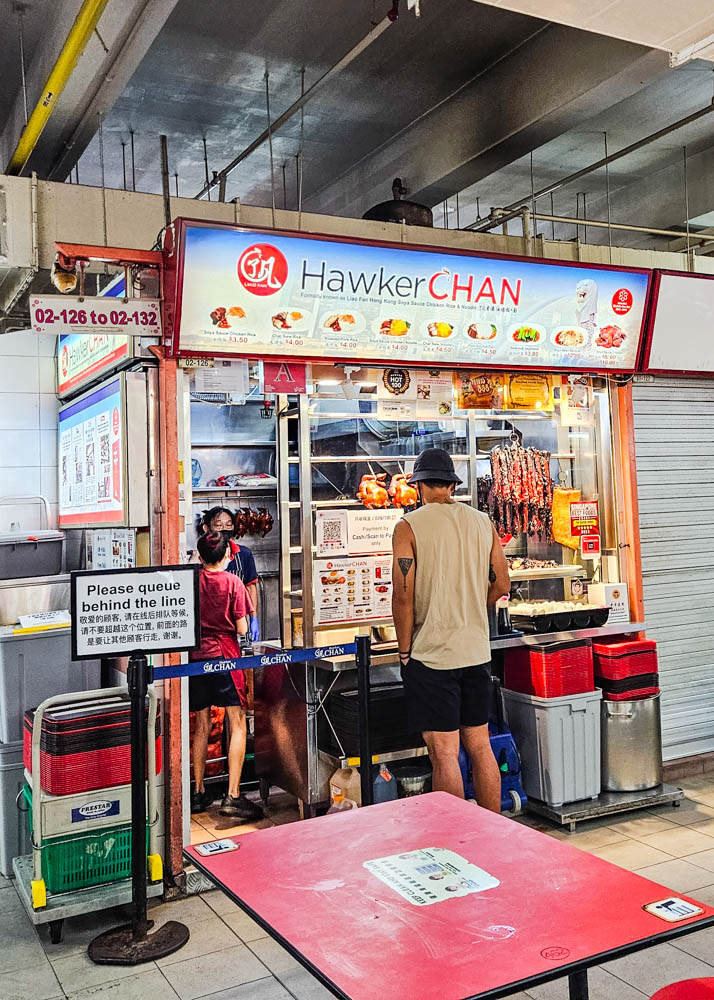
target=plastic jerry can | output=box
[329,767,362,806]
[326,792,359,814]
[373,765,398,803]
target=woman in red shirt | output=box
[190,532,263,821]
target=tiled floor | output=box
[4,778,714,999]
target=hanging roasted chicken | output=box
[356,473,390,509]
[255,508,274,537]
[234,509,249,538]
[389,473,418,509]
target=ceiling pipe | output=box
[193,13,394,200]
[532,212,714,247]
[6,0,110,175]
[466,99,714,233]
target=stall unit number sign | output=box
[70,565,200,660]
[570,501,599,537]
[31,295,161,338]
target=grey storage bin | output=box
[503,687,602,807]
[601,696,663,792]
[0,740,30,876]
[0,531,64,580]
[0,629,100,743]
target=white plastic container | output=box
[503,687,602,807]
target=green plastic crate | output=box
[23,784,148,894]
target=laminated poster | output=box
[559,374,594,426]
[313,555,392,625]
[315,509,402,558]
[364,847,500,907]
[504,373,554,411]
[453,371,506,410]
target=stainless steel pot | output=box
[601,695,663,792]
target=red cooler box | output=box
[24,697,161,795]
[592,638,659,700]
[504,639,594,698]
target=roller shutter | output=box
[633,375,714,760]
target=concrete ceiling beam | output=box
[0,0,180,180]
[304,24,670,219]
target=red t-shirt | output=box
[191,569,254,662]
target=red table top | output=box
[185,793,714,1000]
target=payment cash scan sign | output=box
[71,565,200,660]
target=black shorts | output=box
[188,673,243,711]
[400,658,492,733]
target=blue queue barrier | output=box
[153,638,373,805]
[153,642,357,680]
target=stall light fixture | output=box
[318,379,341,386]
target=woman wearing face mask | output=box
[195,507,260,642]
[189,531,263,820]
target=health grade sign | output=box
[170,222,650,371]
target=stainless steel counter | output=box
[312,622,646,671]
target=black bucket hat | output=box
[409,448,462,485]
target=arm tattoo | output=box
[397,557,414,592]
[489,564,496,583]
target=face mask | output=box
[220,529,234,542]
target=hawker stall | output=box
[165,219,670,825]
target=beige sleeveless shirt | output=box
[403,502,493,670]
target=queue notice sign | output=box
[70,564,200,660]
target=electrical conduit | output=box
[6,0,109,175]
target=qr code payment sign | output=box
[322,519,343,542]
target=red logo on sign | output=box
[60,345,69,378]
[237,244,288,296]
[612,288,633,315]
[112,407,120,435]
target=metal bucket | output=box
[601,695,663,792]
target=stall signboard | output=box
[58,332,132,397]
[570,501,599,537]
[58,376,125,527]
[642,270,714,375]
[71,565,200,660]
[169,221,651,372]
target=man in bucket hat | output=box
[391,448,510,810]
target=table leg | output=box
[568,970,589,999]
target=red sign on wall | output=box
[570,501,599,537]
[263,361,307,394]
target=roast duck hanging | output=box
[356,474,390,509]
[389,473,418,509]
[233,507,273,538]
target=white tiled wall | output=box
[0,330,59,530]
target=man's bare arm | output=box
[487,525,511,605]
[391,519,416,666]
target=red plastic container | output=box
[24,699,161,795]
[504,639,594,698]
[592,638,659,701]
